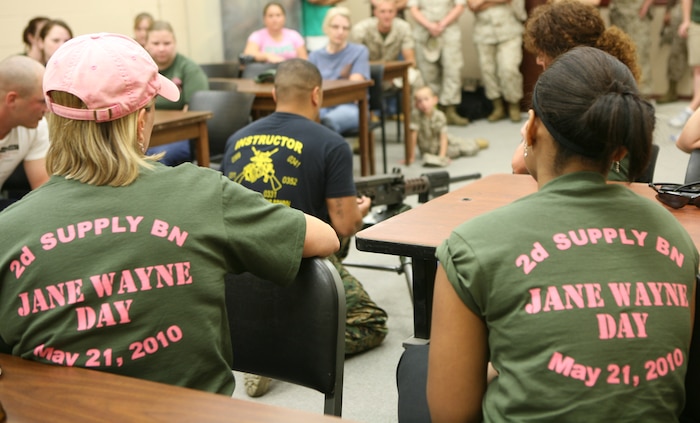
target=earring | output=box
[614,161,620,173]
[523,144,528,158]
[138,142,145,153]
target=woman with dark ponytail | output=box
[419,47,698,422]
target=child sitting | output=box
[408,86,488,167]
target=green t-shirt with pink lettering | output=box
[0,163,306,395]
[437,171,699,422]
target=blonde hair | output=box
[46,91,161,187]
[323,6,352,34]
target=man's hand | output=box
[357,195,372,217]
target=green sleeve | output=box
[219,175,306,284]
[436,231,486,317]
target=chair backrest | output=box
[2,164,31,199]
[635,143,660,183]
[199,62,240,79]
[368,63,385,112]
[208,79,238,91]
[224,257,346,416]
[684,149,700,184]
[240,62,278,80]
[187,90,255,166]
[681,274,700,422]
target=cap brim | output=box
[157,74,180,102]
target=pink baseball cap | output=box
[44,33,180,122]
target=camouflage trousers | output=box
[663,4,688,82]
[610,3,653,94]
[328,251,388,355]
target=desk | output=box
[356,173,700,341]
[152,110,213,168]
[211,78,375,176]
[0,353,348,423]
[375,61,411,164]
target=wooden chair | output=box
[199,62,240,79]
[188,90,255,169]
[684,149,700,184]
[224,257,346,416]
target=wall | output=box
[0,0,690,97]
[1,0,224,64]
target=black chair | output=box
[680,274,700,423]
[2,164,32,200]
[342,63,389,173]
[240,62,278,80]
[684,149,700,184]
[187,90,255,169]
[199,62,240,79]
[224,257,346,416]
[207,79,238,91]
[635,143,660,183]
[0,334,10,354]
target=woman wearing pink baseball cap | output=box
[0,33,338,395]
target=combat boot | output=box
[508,102,522,122]
[657,80,678,104]
[487,98,505,122]
[443,105,469,126]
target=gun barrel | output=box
[403,176,430,197]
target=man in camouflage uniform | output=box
[659,0,688,103]
[222,59,388,398]
[467,0,525,122]
[353,0,415,64]
[352,0,424,116]
[408,0,470,126]
[610,0,654,96]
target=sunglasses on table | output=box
[648,182,700,209]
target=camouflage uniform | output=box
[471,4,524,104]
[411,108,480,158]
[663,2,688,83]
[328,251,388,355]
[351,16,425,90]
[610,0,653,95]
[352,16,414,63]
[408,0,467,106]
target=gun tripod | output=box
[344,203,415,304]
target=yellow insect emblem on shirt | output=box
[234,147,282,192]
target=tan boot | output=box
[443,105,469,126]
[657,80,678,104]
[508,102,522,122]
[487,98,505,122]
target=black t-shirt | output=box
[222,112,356,224]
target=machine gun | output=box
[345,169,481,287]
[354,168,481,225]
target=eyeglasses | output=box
[649,182,700,209]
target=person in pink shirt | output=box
[243,2,308,63]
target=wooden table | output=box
[211,78,375,176]
[356,173,700,342]
[375,61,411,164]
[0,353,350,423]
[152,110,213,168]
